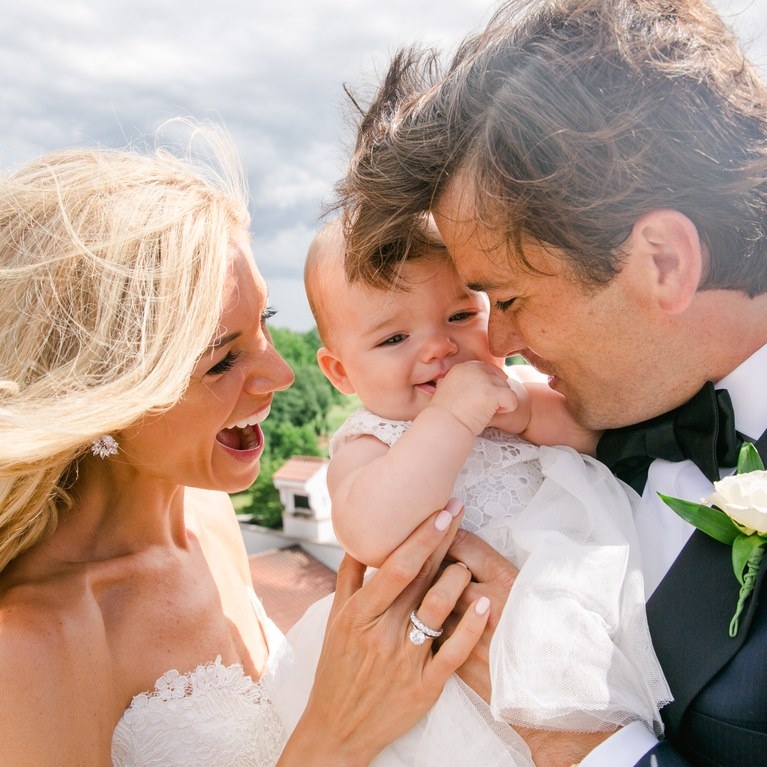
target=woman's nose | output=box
[245,343,295,394]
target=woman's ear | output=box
[629,209,704,314]
[316,347,356,395]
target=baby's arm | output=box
[521,381,600,454]
[330,361,521,567]
[490,367,600,455]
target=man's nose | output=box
[488,312,523,358]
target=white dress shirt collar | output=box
[716,342,767,440]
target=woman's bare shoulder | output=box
[0,559,108,677]
[0,556,98,640]
[0,570,112,764]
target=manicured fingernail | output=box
[445,497,462,517]
[435,510,452,531]
[475,596,490,615]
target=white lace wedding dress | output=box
[267,409,672,767]
[112,589,286,766]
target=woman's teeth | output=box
[228,416,261,430]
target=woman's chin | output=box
[213,424,265,492]
[216,458,262,495]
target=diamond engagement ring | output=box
[408,610,444,646]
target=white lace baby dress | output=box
[112,589,286,767]
[266,409,671,767]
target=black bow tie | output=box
[596,382,741,493]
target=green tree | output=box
[270,327,320,368]
[232,326,339,528]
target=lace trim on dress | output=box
[112,654,286,765]
[122,655,271,715]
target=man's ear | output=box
[316,346,356,395]
[629,209,704,314]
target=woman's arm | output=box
[278,505,490,765]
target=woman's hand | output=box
[279,501,490,766]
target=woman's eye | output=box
[378,333,407,347]
[494,298,516,312]
[207,350,240,376]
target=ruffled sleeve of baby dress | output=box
[328,408,410,456]
[111,588,287,767]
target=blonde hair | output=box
[0,121,250,571]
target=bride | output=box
[0,123,491,766]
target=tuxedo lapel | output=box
[750,427,767,461]
[647,530,767,735]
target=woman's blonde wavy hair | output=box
[0,121,250,572]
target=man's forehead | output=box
[437,225,522,292]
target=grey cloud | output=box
[1,0,765,330]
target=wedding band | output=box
[408,610,444,646]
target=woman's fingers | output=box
[408,561,471,644]
[353,500,464,619]
[437,529,519,701]
[424,594,491,697]
[326,554,365,629]
[286,503,486,762]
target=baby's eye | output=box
[494,298,516,312]
[378,333,407,347]
[449,310,477,322]
[261,306,278,324]
[207,350,240,376]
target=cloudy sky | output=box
[2,1,766,331]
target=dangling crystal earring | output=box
[90,435,119,459]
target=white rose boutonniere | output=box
[660,442,767,637]
[708,470,767,535]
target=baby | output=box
[270,218,670,766]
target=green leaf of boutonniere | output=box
[657,494,740,545]
[737,442,765,474]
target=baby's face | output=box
[330,256,504,422]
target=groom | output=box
[337,0,767,765]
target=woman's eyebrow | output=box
[211,331,241,350]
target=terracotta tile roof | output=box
[249,545,336,632]
[271,455,327,483]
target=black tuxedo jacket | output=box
[637,437,767,766]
